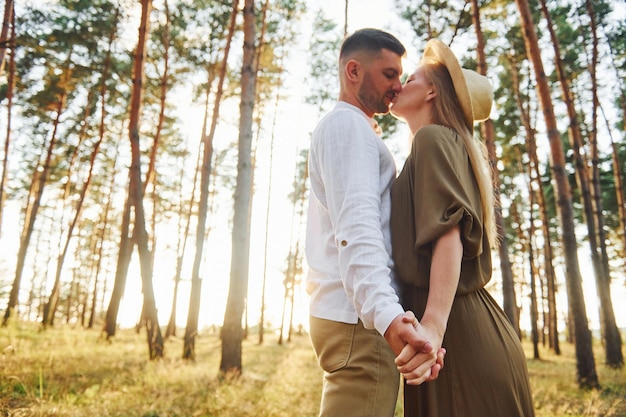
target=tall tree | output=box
[127,0,163,359]
[604,15,626,269]
[42,3,120,327]
[278,150,307,345]
[0,3,14,237]
[503,40,561,353]
[3,45,73,325]
[220,0,257,375]
[515,0,599,388]
[469,0,520,336]
[540,0,622,367]
[257,77,276,345]
[0,0,13,76]
[182,0,238,360]
[103,187,133,338]
[255,0,306,344]
[583,0,623,368]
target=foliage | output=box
[304,10,341,114]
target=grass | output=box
[0,322,624,416]
[525,341,626,416]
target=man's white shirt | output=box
[305,101,404,337]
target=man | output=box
[305,29,440,417]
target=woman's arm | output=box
[421,224,462,342]
[396,224,462,384]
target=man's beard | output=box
[359,72,392,115]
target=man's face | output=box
[357,49,403,116]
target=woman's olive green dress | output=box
[391,125,535,417]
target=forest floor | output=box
[0,322,625,417]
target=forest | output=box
[0,0,624,397]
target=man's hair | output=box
[339,28,406,61]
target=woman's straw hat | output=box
[422,39,493,131]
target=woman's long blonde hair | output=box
[422,59,498,247]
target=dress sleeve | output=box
[410,126,485,260]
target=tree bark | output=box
[5,67,68,326]
[584,0,623,368]
[103,184,133,339]
[220,0,257,375]
[0,5,14,238]
[182,0,239,360]
[128,0,163,360]
[0,0,14,76]
[470,0,520,336]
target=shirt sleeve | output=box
[315,110,403,334]
[411,126,485,260]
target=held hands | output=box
[395,311,446,385]
[384,311,445,384]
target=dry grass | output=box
[525,340,626,417]
[0,322,624,416]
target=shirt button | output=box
[341,240,348,246]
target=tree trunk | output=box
[103,185,133,339]
[609,135,626,276]
[528,246,540,359]
[528,129,561,353]
[41,50,81,327]
[168,115,205,339]
[43,87,104,328]
[128,0,163,360]
[540,0,622,367]
[253,0,272,345]
[4,77,67,326]
[258,124,275,344]
[100,8,132,340]
[470,0,520,336]
[278,265,292,346]
[515,0,598,388]
[220,0,257,375]
[182,0,239,360]
[526,145,541,359]
[584,0,623,368]
[512,51,561,353]
[0,2,14,234]
[88,16,119,330]
[0,0,13,76]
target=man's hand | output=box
[396,313,446,385]
[384,311,439,383]
[384,312,433,356]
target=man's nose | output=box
[393,79,403,92]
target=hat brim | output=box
[422,39,474,131]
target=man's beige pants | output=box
[309,316,400,417]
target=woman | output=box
[389,39,535,416]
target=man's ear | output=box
[345,60,360,81]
